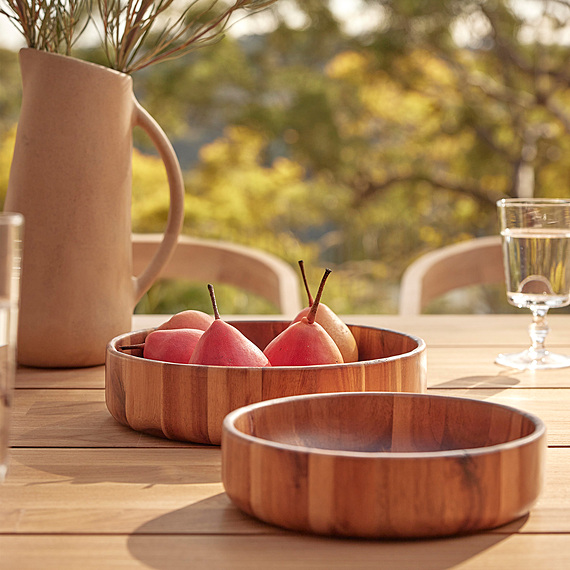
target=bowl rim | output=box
[107,321,427,370]
[222,391,546,459]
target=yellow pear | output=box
[265,269,344,366]
[292,261,359,363]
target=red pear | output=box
[264,269,344,366]
[292,260,359,363]
[189,284,270,367]
[142,328,203,364]
[157,309,214,331]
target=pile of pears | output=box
[121,262,358,367]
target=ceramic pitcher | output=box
[4,48,185,367]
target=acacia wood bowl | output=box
[105,321,426,445]
[222,391,546,538]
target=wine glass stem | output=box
[528,307,550,360]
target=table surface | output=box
[2,313,570,569]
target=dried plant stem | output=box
[0,1,91,54]
[1,0,278,73]
[97,0,278,74]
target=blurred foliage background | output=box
[2,0,570,314]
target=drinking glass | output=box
[0,213,23,482]
[496,198,570,370]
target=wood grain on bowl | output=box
[105,321,426,445]
[221,391,546,539]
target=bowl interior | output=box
[113,320,424,364]
[231,392,540,453]
[230,321,421,360]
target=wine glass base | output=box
[495,350,570,370]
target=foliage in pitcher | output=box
[0,0,278,72]
[0,1,90,55]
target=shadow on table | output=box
[128,495,528,570]
[430,373,520,398]
[13,441,221,486]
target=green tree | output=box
[94,1,570,313]
[0,49,20,133]
[6,1,570,314]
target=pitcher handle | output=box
[131,98,185,303]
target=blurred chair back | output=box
[132,234,302,317]
[398,236,504,315]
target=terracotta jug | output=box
[4,49,185,368]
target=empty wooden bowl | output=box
[105,321,426,445]
[222,391,546,538]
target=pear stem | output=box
[298,260,314,306]
[208,283,221,320]
[307,268,332,324]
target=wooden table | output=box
[2,314,570,569]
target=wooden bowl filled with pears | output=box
[105,266,426,445]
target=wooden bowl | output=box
[105,321,426,445]
[222,391,546,538]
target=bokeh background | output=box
[2,0,570,314]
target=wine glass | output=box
[496,198,570,370]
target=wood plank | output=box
[14,345,570,391]
[0,447,567,535]
[15,364,105,389]
[426,347,570,389]
[341,314,570,348]
[2,533,570,570]
[0,448,269,535]
[12,387,570,447]
[10,389,194,448]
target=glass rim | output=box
[497,198,570,207]
[0,212,24,226]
